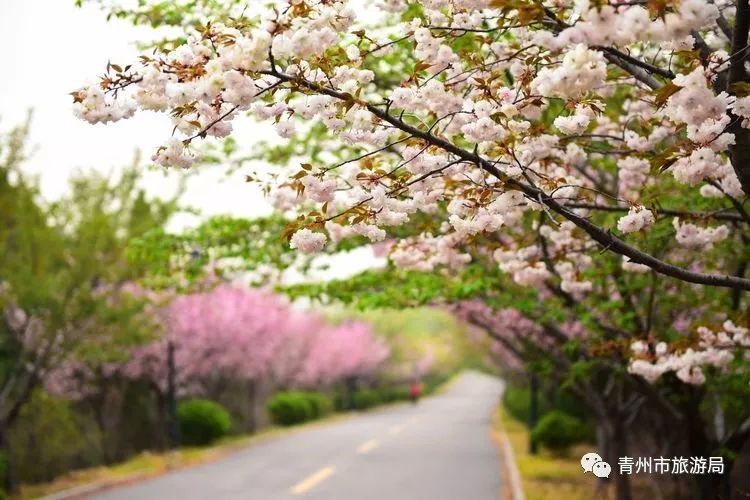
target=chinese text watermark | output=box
[581,452,725,477]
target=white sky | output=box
[0,0,382,279]
[0,0,276,230]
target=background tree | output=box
[0,121,182,492]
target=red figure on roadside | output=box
[409,381,422,404]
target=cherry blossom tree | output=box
[121,284,389,429]
[0,122,181,491]
[74,0,750,291]
[73,0,750,388]
[126,285,292,391]
[124,284,388,388]
[294,320,390,386]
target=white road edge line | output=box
[356,438,380,454]
[291,466,335,495]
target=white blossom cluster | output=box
[494,222,592,293]
[553,105,595,135]
[289,228,327,253]
[390,233,471,272]
[629,321,749,385]
[617,206,656,234]
[672,218,730,250]
[546,0,718,50]
[531,45,607,99]
[617,158,651,201]
[73,85,136,124]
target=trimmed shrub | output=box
[333,391,349,412]
[352,389,381,410]
[503,385,532,423]
[531,410,589,453]
[177,399,231,446]
[305,392,333,418]
[503,384,590,424]
[391,386,411,401]
[555,389,590,421]
[379,386,410,403]
[267,392,331,426]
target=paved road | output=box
[93,372,504,500]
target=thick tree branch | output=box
[596,46,675,80]
[265,69,750,291]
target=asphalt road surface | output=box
[93,371,504,500]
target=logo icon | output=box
[581,452,611,478]
[581,452,603,473]
[593,461,612,478]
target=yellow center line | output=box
[356,438,380,454]
[389,424,404,435]
[291,466,335,495]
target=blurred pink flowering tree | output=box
[50,285,390,434]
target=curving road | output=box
[93,372,504,500]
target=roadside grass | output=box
[18,430,283,499]
[497,405,595,500]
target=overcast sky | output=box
[0,0,382,280]
[0,0,277,229]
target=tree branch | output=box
[263,69,750,291]
[564,202,747,223]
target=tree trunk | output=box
[92,393,114,464]
[730,434,750,500]
[529,372,539,455]
[345,376,357,410]
[610,415,632,500]
[0,422,18,495]
[247,379,257,433]
[165,341,179,448]
[684,393,717,500]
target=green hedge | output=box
[531,410,589,452]
[177,399,231,446]
[275,376,451,421]
[379,386,411,402]
[305,392,333,417]
[503,385,534,422]
[267,391,332,426]
[343,377,450,411]
[352,389,382,410]
[502,384,589,423]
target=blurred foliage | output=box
[531,411,591,454]
[499,406,600,500]
[356,307,478,376]
[502,384,590,424]
[0,120,183,492]
[177,399,232,446]
[128,214,297,290]
[351,389,381,410]
[8,391,90,484]
[77,0,249,28]
[267,391,331,426]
